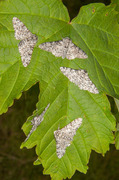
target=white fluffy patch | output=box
[54,118,82,159]
[39,37,88,60]
[13,17,38,67]
[25,104,50,141]
[60,67,99,94]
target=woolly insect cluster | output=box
[25,104,50,141]
[12,17,38,67]
[54,118,83,158]
[12,18,99,158]
[39,38,98,94]
[60,67,99,94]
[39,37,88,59]
[12,17,99,94]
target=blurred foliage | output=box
[0,0,119,180]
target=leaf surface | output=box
[114,98,119,149]
[111,0,119,11]
[0,0,70,114]
[115,123,119,149]
[71,3,119,98]
[0,1,117,179]
[21,70,115,179]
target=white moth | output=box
[12,17,38,67]
[39,36,98,94]
[60,67,99,94]
[39,37,88,60]
[54,118,82,159]
[25,104,50,141]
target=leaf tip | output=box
[20,142,25,149]
[33,158,41,165]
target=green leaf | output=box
[21,82,115,179]
[111,0,119,22]
[0,2,119,113]
[71,3,119,98]
[111,0,119,11]
[114,98,119,149]
[115,98,119,112]
[115,123,119,149]
[0,0,118,179]
[0,0,70,114]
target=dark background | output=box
[0,0,119,180]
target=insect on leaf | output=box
[0,1,118,180]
